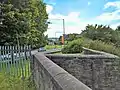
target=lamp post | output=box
[54,31,62,48]
[47,19,65,47]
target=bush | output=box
[62,39,83,54]
[62,37,120,57]
[80,38,93,48]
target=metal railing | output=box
[0,45,32,78]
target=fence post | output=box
[11,46,14,64]
[0,46,1,72]
[29,45,34,83]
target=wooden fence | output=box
[0,46,32,78]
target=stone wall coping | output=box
[43,48,119,59]
[34,53,92,90]
[45,54,119,59]
[83,47,119,58]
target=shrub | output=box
[81,38,93,48]
[62,39,83,54]
[62,37,120,57]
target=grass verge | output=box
[0,60,36,90]
[45,45,62,50]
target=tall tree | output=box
[24,0,48,47]
[81,24,114,43]
[0,3,29,45]
[116,25,120,31]
[0,0,48,47]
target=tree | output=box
[81,24,113,43]
[26,30,48,48]
[116,25,120,31]
[0,3,29,45]
[23,0,48,48]
[0,0,48,47]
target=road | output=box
[31,49,61,55]
[0,49,61,62]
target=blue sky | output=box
[44,0,120,37]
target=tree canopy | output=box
[0,0,48,48]
[81,24,120,47]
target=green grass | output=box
[45,45,63,50]
[0,73,36,90]
[0,59,30,78]
[0,59,36,90]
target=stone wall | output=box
[46,48,120,90]
[83,47,118,56]
[31,53,92,90]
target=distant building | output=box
[48,38,59,45]
[48,38,59,42]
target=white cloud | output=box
[46,5,53,13]
[104,1,120,9]
[45,4,119,37]
[96,10,120,22]
[46,14,98,37]
[110,23,120,29]
[45,5,86,37]
[45,11,83,37]
[96,1,120,24]
[49,12,81,22]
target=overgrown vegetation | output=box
[0,73,36,90]
[62,39,83,54]
[81,24,120,47]
[62,37,120,57]
[61,24,120,55]
[87,40,120,57]
[0,60,36,90]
